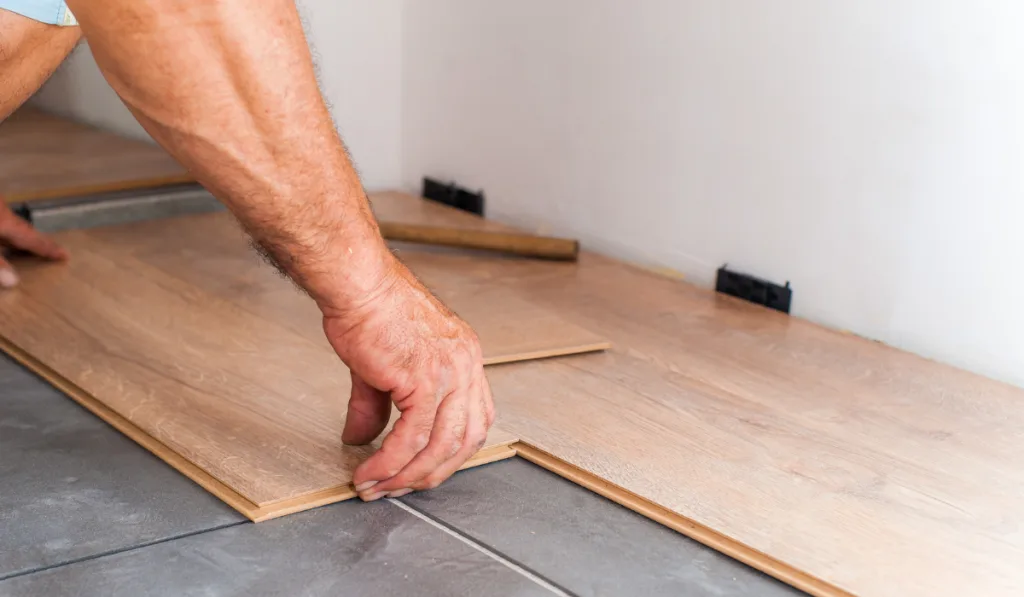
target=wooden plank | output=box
[371,192,1024,597]
[0,331,515,523]
[44,212,610,366]
[0,211,604,515]
[0,108,193,203]
[378,222,579,261]
[512,443,851,597]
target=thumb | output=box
[0,256,19,289]
[342,371,392,446]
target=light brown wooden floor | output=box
[0,212,609,518]
[12,189,1016,594]
[0,108,193,203]
[3,106,1023,594]
[371,192,1024,597]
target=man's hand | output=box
[324,257,495,501]
[0,201,67,288]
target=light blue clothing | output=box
[0,0,76,26]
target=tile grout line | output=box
[390,499,575,597]
[0,520,249,583]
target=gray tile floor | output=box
[402,459,800,597]
[0,353,805,596]
[0,501,550,597]
[0,354,243,580]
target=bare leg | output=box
[0,9,80,120]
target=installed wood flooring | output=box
[2,151,1022,593]
[0,211,608,520]
[373,192,1024,597]
[0,108,193,203]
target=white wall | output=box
[300,0,403,189]
[32,0,404,190]
[32,44,149,140]
[25,1,1024,385]
[401,1,1024,387]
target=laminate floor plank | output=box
[0,108,193,204]
[371,192,1024,597]
[0,211,607,518]
[70,213,610,365]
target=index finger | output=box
[351,392,437,492]
[364,382,479,498]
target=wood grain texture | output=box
[48,213,609,366]
[373,191,1024,597]
[0,108,193,203]
[0,332,514,523]
[0,211,607,514]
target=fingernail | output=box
[355,481,377,492]
[361,491,387,502]
[387,489,413,499]
[0,269,18,289]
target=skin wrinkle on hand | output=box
[0,0,496,499]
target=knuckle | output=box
[469,339,483,362]
[436,437,461,461]
[424,361,444,389]
[448,421,468,453]
[468,429,488,452]
[395,424,430,456]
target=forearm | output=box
[64,0,392,312]
[0,11,80,120]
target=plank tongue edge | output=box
[512,442,854,597]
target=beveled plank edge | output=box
[0,334,519,523]
[250,443,518,522]
[511,442,852,597]
[5,173,197,204]
[0,334,264,520]
[482,341,612,366]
